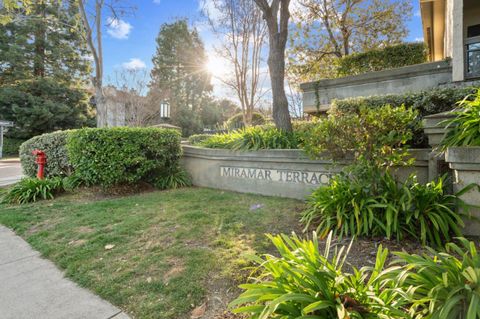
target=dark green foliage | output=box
[441,90,480,148]
[200,127,299,151]
[230,232,409,319]
[0,79,94,139]
[2,137,26,156]
[335,43,427,77]
[331,87,477,148]
[300,105,418,166]
[154,167,192,190]
[19,130,73,178]
[1,177,63,204]
[392,238,480,319]
[66,128,182,188]
[225,112,266,130]
[302,165,466,246]
[188,134,214,145]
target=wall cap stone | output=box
[300,60,452,92]
[446,147,480,170]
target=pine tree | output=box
[149,20,212,136]
[0,0,94,139]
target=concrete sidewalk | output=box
[0,226,130,319]
[0,158,23,187]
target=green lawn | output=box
[0,187,303,319]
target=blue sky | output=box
[102,0,424,95]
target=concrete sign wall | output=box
[182,145,430,200]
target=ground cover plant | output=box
[230,232,409,319]
[231,233,480,319]
[1,177,64,204]
[441,90,480,148]
[302,164,467,246]
[0,188,303,319]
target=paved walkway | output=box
[0,158,23,187]
[0,226,130,319]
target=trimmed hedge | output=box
[331,86,478,147]
[67,127,182,187]
[2,137,26,157]
[225,112,266,130]
[19,131,73,178]
[335,43,427,77]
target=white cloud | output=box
[415,37,424,42]
[106,17,132,39]
[122,58,146,70]
[415,9,421,17]
[153,0,161,4]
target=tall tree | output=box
[289,0,412,81]
[203,0,267,127]
[253,0,292,132]
[0,0,91,85]
[0,1,95,139]
[149,20,212,136]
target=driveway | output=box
[0,159,23,187]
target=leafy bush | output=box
[441,90,480,148]
[301,105,418,166]
[1,177,64,204]
[19,130,73,178]
[188,134,213,145]
[335,42,427,77]
[331,86,477,148]
[0,78,94,140]
[225,112,266,130]
[67,127,182,187]
[2,137,26,156]
[302,164,466,246]
[392,238,480,319]
[230,232,409,319]
[201,126,299,151]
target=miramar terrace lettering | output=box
[220,166,331,185]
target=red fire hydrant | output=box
[32,149,46,180]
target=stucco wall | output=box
[300,61,452,113]
[182,146,430,200]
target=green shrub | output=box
[201,126,299,151]
[302,164,466,246]
[331,87,477,148]
[19,130,73,178]
[2,137,26,156]
[392,238,480,319]
[335,42,427,77]
[441,90,480,148]
[225,112,266,130]
[1,177,64,204]
[188,134,213,145]
[301,105,418,166]
[230,232,409,319]
[66,127,182,188]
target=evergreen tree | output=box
[0,0,93,139]
[149,20,212,136]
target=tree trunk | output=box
[268,45,292,132]
[95,86,107,127]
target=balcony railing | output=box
[466,36,480,79]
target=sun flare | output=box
[206,55,229,78]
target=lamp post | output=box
[0,120,14,159]
[160,101,170,120]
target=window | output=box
[466,24,480,79]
